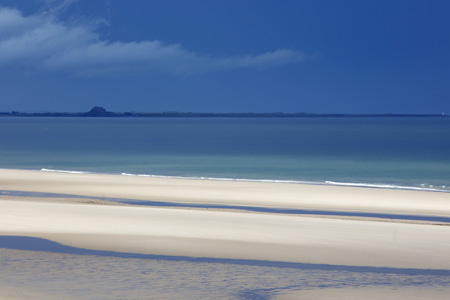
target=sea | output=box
[1,116,450,192]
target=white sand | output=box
[1,168,450,216]
[0,169,450,270]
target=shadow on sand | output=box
[2,190,450,223]
[1,235,449,276]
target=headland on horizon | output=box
[1,106,448,118]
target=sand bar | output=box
[1,198,450,269]
[1,168,450,270]
[1,169,450,217]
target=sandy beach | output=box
[1,168,450,299]
[2,168,450,216]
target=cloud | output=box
[0,6,306,76]
[37,0,79,14]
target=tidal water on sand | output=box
[1,237,450,300]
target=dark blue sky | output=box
[1,0,449,113]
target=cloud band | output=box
[0,7,306,76]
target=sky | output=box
[0,0,449,114]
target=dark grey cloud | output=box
[0,6,306,76]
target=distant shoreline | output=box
[0,107,448,118]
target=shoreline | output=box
[43,167,450,193]
[1,168,450,217]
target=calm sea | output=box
[1,117,449,191]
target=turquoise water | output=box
[1,117,449,191]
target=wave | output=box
[40,168,91,174]
[120,172,318,184]
[324,181,448,192]
[39,169,449,193]
[121,172,449,193]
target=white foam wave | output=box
[41,168,90,174]
[121,172,449,192]
[120,172,314,184]
[40,169,449,193]
[324,181,448,192]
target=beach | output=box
[2,0,450,297]
[1,169,450,299]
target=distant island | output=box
[1,106,448,118]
